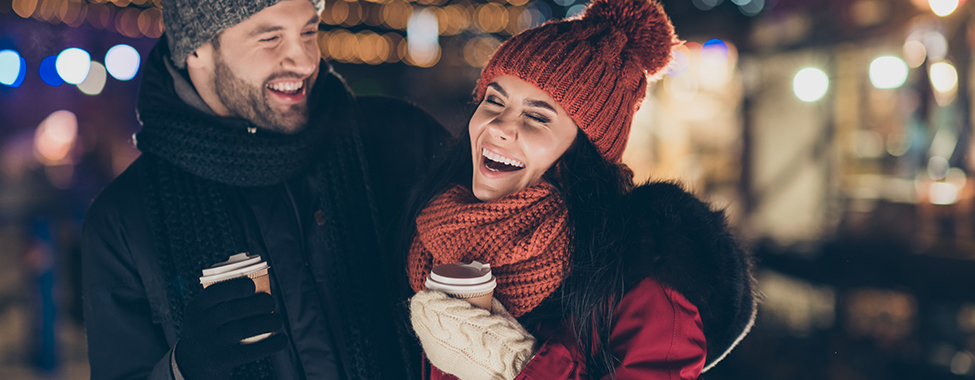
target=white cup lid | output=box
[426,261,496,294]
[202,253,262,277]
[426,275,496,295]
[429,261,492,285]
[200,261,269,284]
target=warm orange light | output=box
[34,110,78,165]
[12,0,40,19]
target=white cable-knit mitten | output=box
[410,290,538,380]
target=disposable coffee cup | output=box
[200,253,271,344]
[425,261,496,310]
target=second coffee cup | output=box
[200,252,272,344]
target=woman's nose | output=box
[489,113,518,141]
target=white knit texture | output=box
[410,291,537,380]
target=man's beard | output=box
[212,52,310,134]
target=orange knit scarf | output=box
[408,182,571,317]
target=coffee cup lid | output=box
[202,253,261,277]
[200,262,269,284]
[425,275,496,295]
[425,261,496,295]
[430,261,492,285]
[200,253,269,285]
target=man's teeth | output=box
[482,148,525,168]
[267,81,303,92]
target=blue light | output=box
[0,49,23,86]
[701,39,729,66]
[40,55,64,87]
[528,1,553,23]
[566,4,586,18]
[12,57,25,87]
[105,44,141,81]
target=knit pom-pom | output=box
[583,0,679,77]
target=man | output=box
[80,0,448,379]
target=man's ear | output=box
[186,42,213,69]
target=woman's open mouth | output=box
[482,148,524,172]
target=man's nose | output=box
[281,37,317,76]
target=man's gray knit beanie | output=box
[163,0,324,68]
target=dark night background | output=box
[1,0,974,378]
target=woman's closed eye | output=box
[525,112,550,124]
[485,95,504,107]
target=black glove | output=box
[174,277,287,380]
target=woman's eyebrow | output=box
[487,82,508,97]
[524,99,556,112]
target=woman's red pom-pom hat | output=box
[476,0,681,163]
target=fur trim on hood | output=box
[623,181,758,372]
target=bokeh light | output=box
[929,182,959,205]
[869,56,908,89]
[39,55,64,87]
[902,40,926,68]
[407,8,440,67]
[527,1,552,24]
[927,156,950,180]
[928,0,959,16]
[701,39,729,66]
[474,3,508,33]
[666,49,690,77]
[137,7,164,38]
[739,0,765,16]
[0,50,25,87]
[463,36,501,67]
[77,61,107,95]
[105,44,141,81]
[34,110,78,164]
[929,61,957,93]
[923,31,947,60]
[566,4,587,18]
[380,0,411,30]
[692,0,724,11]
[59,0,87,27]
[56,47,91,85]
[793,67,829,102]
[115,7,143,38]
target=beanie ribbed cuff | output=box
[162,0,324,68]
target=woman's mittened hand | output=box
[410,290,537,380]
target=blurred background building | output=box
[1,0,975,378]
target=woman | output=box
[403,0,757,378]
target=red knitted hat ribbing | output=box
[476,0,680,163]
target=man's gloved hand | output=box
[175,277,287,380]
[410,290,537,380]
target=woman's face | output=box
[469,75,579,202]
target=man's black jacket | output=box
[81,41,450,380]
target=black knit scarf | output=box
[135,57,388,379]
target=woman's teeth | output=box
[267,81,303,94]
[482,148,525,171]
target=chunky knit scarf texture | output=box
[136,62,391,380]
[408,182,570,317]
